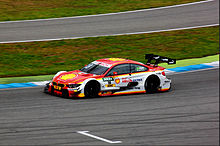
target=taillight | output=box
[162,71,165,76]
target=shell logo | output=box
[115,78,120,84]
[60,74,76,80]
[108,58,125,61]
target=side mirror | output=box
[113,72,118,75]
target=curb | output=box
[0,61,218,89]
[165,61,219,74]
[0,82,38,89]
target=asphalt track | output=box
[0,0,219,43]
[0,69,219,145]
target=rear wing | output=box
[145,54,176,66]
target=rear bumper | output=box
[158,78,171,92]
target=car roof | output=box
[96,58,144,66]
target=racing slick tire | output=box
[62,89,69,98]
[145,75,160,93]
[84,81,100,98]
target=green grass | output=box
[0,26,219,78]
[0,75,54,84]
[160,54,219,68]
[0,0,201,21]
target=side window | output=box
[106,64,130,76]
[131,64,148,73]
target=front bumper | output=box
[45,83,85,98]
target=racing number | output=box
[54,85,61,90]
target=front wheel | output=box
[84,81,100,98]
[62,89,69,98]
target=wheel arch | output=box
[82,78,101,87]
[81,78,101,94]
[146,74,160,83]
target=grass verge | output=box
[0,75,53,84]
[0,26,219,78]
[0,0,201,21]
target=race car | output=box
[44,54,176,98]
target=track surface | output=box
[0,69,219,145]
[0,0,219,43]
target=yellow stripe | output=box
[158,88,169,91]
[77,93,85,97]
[113,90,146,95]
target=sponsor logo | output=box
[54,85,61,90]
[108,58,125,61]
[60,74,77,80]
[133,79,142,82]
[122,78,132,83]
[102,77,114,82]
[105,84,116,87]
[133,87,141,89]
[162,58,168,61]
[169,60,175,64]
[115,78,120,84]
[102,91,112,95]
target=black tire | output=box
[50,86,54,95]
[62,89,69,98]
[84,81,100,98]
[145,75,160,93]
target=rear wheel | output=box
[84,81,100,98]
[145,75,160,93]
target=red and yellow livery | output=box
[44,54,176,98]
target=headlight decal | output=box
[67,84,81,88]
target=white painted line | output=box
[164,69,176,75]
[31,81,50,86]
[0,0,215,24]
[77,131,122,144]
[0,24,218,44]
[204,61,219,67]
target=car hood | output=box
[53,70,98,84]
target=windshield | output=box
[80,63,109,75]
